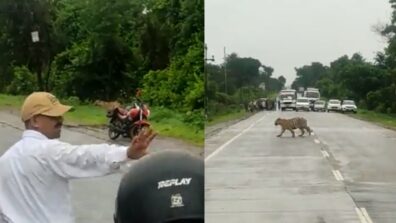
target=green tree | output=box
[0,0,205,122]
[291,62,327,90]
[0,0,59,91]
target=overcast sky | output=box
[205,0,392,85]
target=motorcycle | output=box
[106,101,150,140]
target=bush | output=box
[184,77,204,111]
[142,40,204,112]
[366,91,381,110]
[207,100,244,117]
[183,109,204,129]
[358,99,367,109]
[6,66,37,95]
[228,104,242,111]
[149,106,178,122]
[62,96,81,106]
[207,101,227,116]
[215,92,235,105]
[375,103,386,113]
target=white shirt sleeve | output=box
[39,140,130,179]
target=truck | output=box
[278,89,297,111]
[303,87,320,110]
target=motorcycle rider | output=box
[117,88,149,122]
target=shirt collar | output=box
[22,130,49,140]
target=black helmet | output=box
[114,150,204,223]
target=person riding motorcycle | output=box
[117,88,150,122]
[107,88,150,139]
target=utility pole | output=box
[204,44,214,120]
[224,47,227,94]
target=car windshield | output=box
[297,99,308,103]
[343,101,355,105]
[329,100,340,104]
[305,92,319,98]
[315,101,324,105]
[280,94,295,100]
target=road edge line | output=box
[205,115,267,162]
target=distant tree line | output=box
[289,0,396,114]
[206,53,286,117]
[0,0,203,114]
[290,54,394,113]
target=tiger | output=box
[274,117,312,137]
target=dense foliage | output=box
[206,53,285,117]
[291,54,395,114]
[0,0,204,133]
[0,0,203,117]
[289,0,396,114]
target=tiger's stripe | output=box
[274,117,312,137]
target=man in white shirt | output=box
[0,92,156,223]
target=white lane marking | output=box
[355,208,368,223]
[335,170,344,181]
[332,170,340,181]
[321,150,330,158]
[361,208,374,223]
[332,170,344,181]
[205,115,267,162]
[314,139,320,144]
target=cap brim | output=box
[41,104,72,117]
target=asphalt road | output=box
[0,110,202,223]
[205,110,396,223]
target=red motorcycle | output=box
[107,101,150,140]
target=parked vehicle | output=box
[303,87,320,110]
[296,97,310,111]
[279,89,297,111]
[327,99,341,112]
[106,101,150,140]
[313,100,326,112]
[341,100,357,113]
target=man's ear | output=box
[29,116,40,128]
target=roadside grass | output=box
[149,108,204,146]
[206,107,396,132]
[64,105,107,126]
[0,94,203,146]
[0,94,25,108]
[350,109,396,130]
[206,109,249,126]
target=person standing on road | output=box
[113,150,204,223]
[0,92,157,223]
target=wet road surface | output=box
[205,111,396,223]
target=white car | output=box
[327,99,341,112]
[296,97,310,111]
[313,100,326,112]
[341,100,357,113]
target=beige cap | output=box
[21,92,72,121]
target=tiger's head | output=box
[274,118,281,126]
